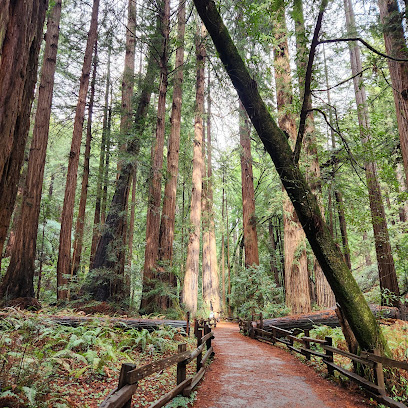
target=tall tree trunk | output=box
[344,0,400,307]
[273,9,310,314]
[193,0,387,352]
[0,0,59,300]
[90,42,111,264]
[182,21,206,315]
[204,70,221,315]
[157,0,186,309]
[71,44,98,282]
[90,25,159,301]
[141,0,170,313]
[239,101,260,268]
[378,0,408,184]
[221,170,226,310]
[0,0,48,269]
[293,0,335,309]
[56,0,100,300]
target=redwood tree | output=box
[157,0,187,309]
[344,0,400,307]
[0,0,48,268]
[141,0,171,312]
[182,21,206,315]
[272,8,310,314]
[56,0,100,300]
[0,0,60,300]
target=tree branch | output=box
[320,37,408,62]
[293,0,328,165]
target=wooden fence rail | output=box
[100,320,214,408]
[239,316,408,408]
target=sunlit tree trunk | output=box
[71,44,98,283]
[273,9,310,314]
[141,0,170,312]
[0,0,59,300]
[0,0,48,270]
[202,70,221,315]
[182,21,206,315]
[56,0,100,300]
[344,0,400,307]
[158,0,186,309]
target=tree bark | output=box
[90,42,111,264]
[272,9,311,314]
[90,28,158,301]
[141,0,171,313]
[71,44,98,282]
[193,0,387,352]
[239,101,260,268]
[344,0,400,307]
[56,0,100,300]
[378,0,408,185]
[182,21,206,315]
[157,0,186,309]
[0,0,59,300]
[204,70,221,315]
[0,0,48,268]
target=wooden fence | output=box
[240,316,408,408]
[99,320,214,408]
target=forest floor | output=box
[1,309,407,407]
[192,322,375,408]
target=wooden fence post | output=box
[118,363,136,408]
[259,312,263,330]
[186,312,190,336]
[303,329,311,360]
[272,327,277,344]
[177,344,187,385]
[196,328,203,372]
[373,348,386,395]
[324,336,334,376]
[194,318,198,338]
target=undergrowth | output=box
[0,308,195,407]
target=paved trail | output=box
[193,322,373,408]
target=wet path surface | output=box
[192,322,372,408]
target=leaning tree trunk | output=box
[0,0,60,301]
[56,0,100,300]
[141,0,171,313]
[182,21,206,315]
[272,9,310,314]
[293,0,335,309]
[157,0,186,310]
[378,0,408,185]
[0,0,48,269]
[71,45,98,283]
[193,0,387,352]
[344,0,400,307]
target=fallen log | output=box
[0,312,187,332]
[261,306,400,332]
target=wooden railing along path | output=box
[99,319,214,408]
[240,315,408,408]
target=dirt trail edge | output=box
[192,322,373,408]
